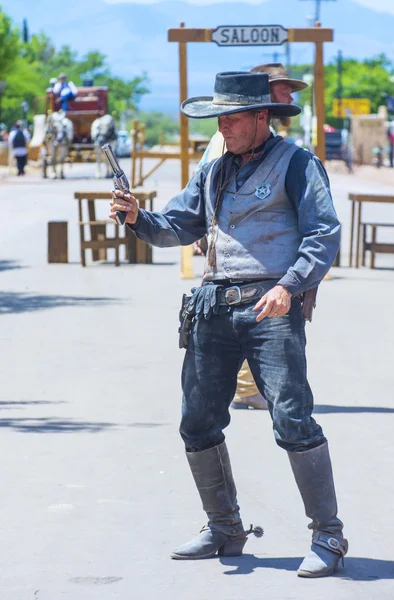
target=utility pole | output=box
[286,44,291,74]
[336,49,343,121]
[300,0,336,24]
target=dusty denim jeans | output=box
[180,293,325,453]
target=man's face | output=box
[270,81,294,104]
[218,111,266,154]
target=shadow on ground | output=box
[0,418,168,433]
[0,400,66,410]
[220,555,394,580]
[0,417,118,433]
[0,260,25,272]
[0,291,120,314]
[314,405,394,414]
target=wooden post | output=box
[349,199,355,267]
[179,22,194,279]
[314,24,326,162]
[48,221,68,263]
[131,118,138,188]
[139,123,146,187]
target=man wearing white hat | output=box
[110,71,346,578]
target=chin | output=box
[224,140,238,154]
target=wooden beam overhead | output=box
[287,28,333,43]
[168,27,333,44]
[168,28,212,42]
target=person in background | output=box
[46,77,58,94]
[8,120,30,176]
[387,123,394,168]
[0,123,8,142]
[53,73,78,112]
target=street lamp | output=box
[0,81,7,123]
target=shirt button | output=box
[226,268,230,272]
[230,225,235,229]
[226,254,230,258]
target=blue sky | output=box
[4,0,394,112]
[104,0,394,14]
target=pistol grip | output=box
[115,210,127,226]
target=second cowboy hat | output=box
[181,71,301,119]
[251,63,308,92]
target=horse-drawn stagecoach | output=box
[33,85,117,178]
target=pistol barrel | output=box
[102,143,121,175]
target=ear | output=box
[256,110,268,122]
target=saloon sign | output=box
[212,25,288,47]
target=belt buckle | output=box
[225,286,242,306]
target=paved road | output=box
[0,159,393,599]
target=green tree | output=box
[189,117,217,139]
[292,56,394,127]
[0,4,150,127]
[324,54,394,124]
[22,32,55,66]
[96,73,149,117]
[136,111,178,147]
[0,7,20,79]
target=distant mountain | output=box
[4,0,394,112]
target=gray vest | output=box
[203,140,302,281]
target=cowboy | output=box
[53,73,77,112]
[197,64,310,411]
[109,71,347,578]
[198,63,307,164]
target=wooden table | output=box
[348,193,394,268]
[74,190,156,266]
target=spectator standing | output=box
[9,120,30,176]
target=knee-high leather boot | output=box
[171,441,259,560]
[288,441,348,577]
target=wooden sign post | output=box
[168,24,333,278]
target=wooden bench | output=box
[74,190,156,266]
[348,193,394,267]
[361,222,394,268]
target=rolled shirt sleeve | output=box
[278,150,341,296]
[128,163,210,247]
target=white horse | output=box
[44,111,73,179]
[91,114,117,178]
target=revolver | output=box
[102,143,130,226]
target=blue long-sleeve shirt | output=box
[129,136,340,295]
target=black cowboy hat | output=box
[181,72,301,119]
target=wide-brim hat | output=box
[250,63,308,92]
[181,72,301,119]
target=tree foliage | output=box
[136,112,179,147]
[292,54,394,126]
[0,7,19,80]
[0,6,149,126]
